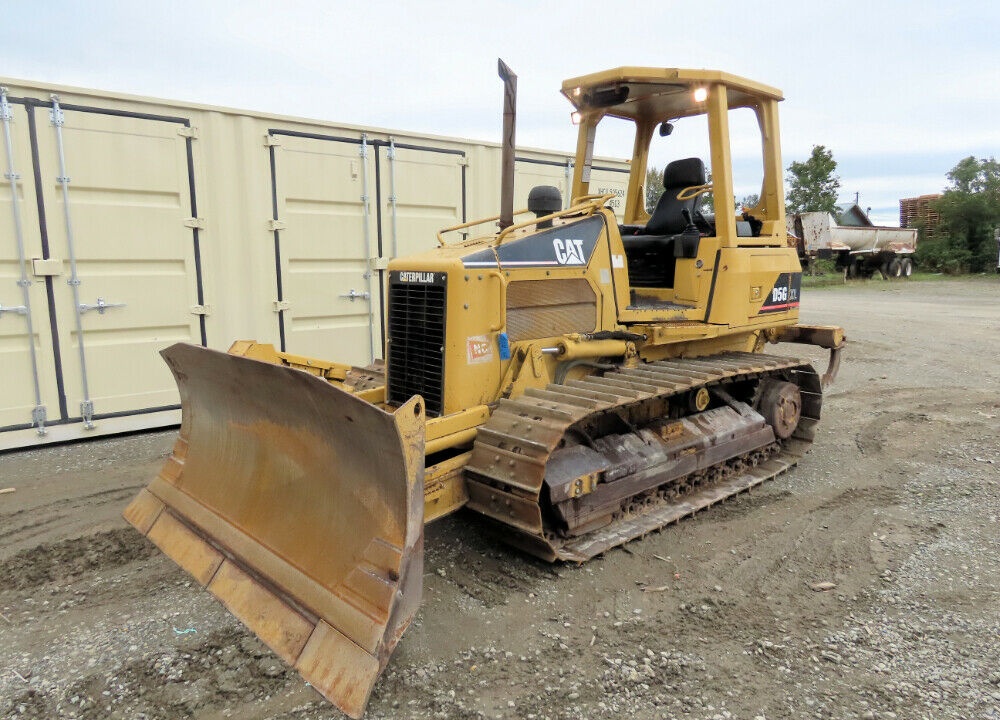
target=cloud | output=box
[2,0,998,232]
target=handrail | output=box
[571,193,618,204]
[675,183,713,201]
[436,208,530,246]
[494,194,615,246]
[436,193,616,248]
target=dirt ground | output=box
[2,276,999,720]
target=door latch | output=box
[0,303,28,317]
[79,297,126,314]
[339,289,371,302]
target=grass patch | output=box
[801,272,846,289]
[909,271,1000,283]
[802,271,1000,291]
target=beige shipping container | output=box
[0,78,629,450]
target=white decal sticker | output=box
[552,238,586,265]
[611,253,625,269]
[399,271,435,283]
[467,335,494,364]
[600,268,611,284]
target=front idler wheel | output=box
[758,380,802,439]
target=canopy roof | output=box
[560,67,783,121]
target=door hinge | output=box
[31,405,47,435]
[49,104,65,127]
[0,90,13,122]
[190,304,212,316]
[264,134,282,147]
[80,399,95,429]
[177,126,199,139]
[272,300,290,312]
[267,219,286,231]
[183,217,206,230]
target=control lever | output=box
[681,208,699,234]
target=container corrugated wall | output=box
[0,78,629,449]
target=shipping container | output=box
[0,78,629,449]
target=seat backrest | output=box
[644,158,706,236]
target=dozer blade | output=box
[124,343,425,718]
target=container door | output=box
[268,132,375,365]
[377,142,465,359]
[34,103,205,422]
[513,158,629,220]
[0,98,59,432]
[587,165,630,221]
[380,142,465,259]
[515,157,571,210]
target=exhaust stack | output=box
[498,58,517,230]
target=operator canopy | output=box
[561,67,783,120]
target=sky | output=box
[3,0,997,226]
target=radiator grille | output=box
[506,278,597,341]
[387,273,447,417]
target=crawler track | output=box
[464,352,822,561]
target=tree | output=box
[917,156,1000,273]
[700,170,715,214]
[644,165,661,213]
[785,145,840,215]
[647,164,724,214]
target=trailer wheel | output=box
[888,258,902,278]
[901,257,913,277]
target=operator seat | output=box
[621,157,706,288]
[645,157,706,235]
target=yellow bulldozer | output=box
[125,63,844,717]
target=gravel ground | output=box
[1,275,998,720]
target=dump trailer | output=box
[125,64,845,717]
[790,211,917,279]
